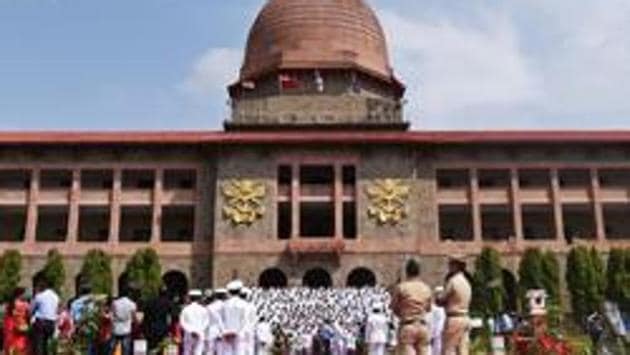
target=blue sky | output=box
[1,0,629,130]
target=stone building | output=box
[0,0,629,296]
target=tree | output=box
[79,249,113,295]
[518,248,543,307]
[124,248,162,302]
[541,251,561,306]
[40,249,66,296]
[471,247,505,317]
[606,248,630,312]
[0,250,22,302]
[566,246,605,323]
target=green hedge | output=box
[124,248,162,302]
[80,249,113,295]
[0,250,22,302]
[39,249,66,296]
[566,246,604,323]
[471,247,505,317]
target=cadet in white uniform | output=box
[205,289,226,355]
[180,290,210,355]
[255,316,274,355]
[240,287,258,355]
[222,280,250,355]
[365,302,389,355]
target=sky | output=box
[0,0,629,130]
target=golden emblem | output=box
[221,179,266,225]
[366,179,410,225]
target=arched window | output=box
[259,268,288,288]
[162,270,189,300]
[346,267,377,288]
[303,268,332,288]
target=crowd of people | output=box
[1,255,473,355]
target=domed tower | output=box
[226,0,407,130]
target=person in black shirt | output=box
[142,287,174,352]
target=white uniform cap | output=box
[214,288,227,294]
[434,286,445,294]
[204,289,214,297]
[227,280,244,292]
[240,287,252,296]
[188,289,203,297]
[372,302,384,312]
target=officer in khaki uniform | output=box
[390,259,432,355]
[437,254,472,355]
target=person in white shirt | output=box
[255,316,273,355]
[180,290,210,355]
[240,287,257,355]
[205,289,226,355]
[365,303,389,355]
[31,279,60,355]
[429,287,446,355]
[111,288,138,355]
[221,280,249,355]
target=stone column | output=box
[470,168,482,241]
[510,168,523,242]
[151,169,163,243]
[109,168,122,245]
[291,163,300,239]
[590,168,605,241]
[25,168,40,243]
[334,163,343,239]
[550,169,565,242]
[67,169,81,243]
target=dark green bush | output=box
[79,249,113,295]
[124,248,162,302]
[40,249,66,296]
[0,249,22,302]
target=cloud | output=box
[181,47,242,100]
[380,8,543,128]
[379,1,630,129]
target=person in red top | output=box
[97,297,113,355]
[3,287,30,355]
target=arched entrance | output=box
[259,268,288,288]
[347,267,377,288]
[162,270,189,301]
[303,268,332,288]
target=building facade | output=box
[1,0,629,295]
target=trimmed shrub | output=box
[566,246,605,323]
[541,251,561,306]
[518,248,543,307]
[40,249,66,296]
[471,247,505,317]
[0,250,22,302]
[124,248,162,302]
[606,248,630,312]
[79,249,113,295]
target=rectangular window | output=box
[164,170,197,190]
[122,170,155,189]
[439,205,473,241]
[78,206,110,242]
[0,206,26,241]
[161,206,195,242]
[478,169,510,188]
[277,163,356,239]
[603,203,630,239]
[562,204,596,241]
[0,170,30,189]
[36,205,68,242]
[559,169,590,187]
[81,170,113,190]
[437,169,469,189]
[599,169,630,187]
[40,170,72,189]
[481,204,514,240]
[119,206,152,242]
[522,204,555,240]
[518,169,550,188]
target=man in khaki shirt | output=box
[390,259,432,355]
[437,254,472,355]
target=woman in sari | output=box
[2,288,30,355]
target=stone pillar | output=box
[151,168,163,243]
[510,168,523,242]
[334,163,343,239]
[550,169,565,242]
[291,163,300,239]
[25,168,40,243]
[67,169,81,243]
[590,168,605,241]
[109,168,122,245]
[470,168,482,241]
